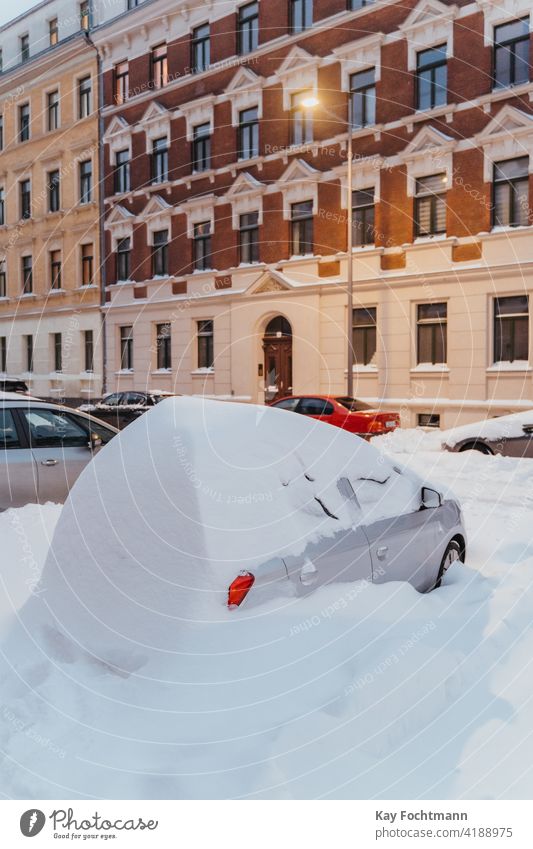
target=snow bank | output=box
[444,409,533,447]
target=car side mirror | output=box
[421,486,441,509]
[88,432,102,450]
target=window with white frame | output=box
[417,303,447,364]
[492,157,529,227]
[414,173,447,236]
[493,295,529,363]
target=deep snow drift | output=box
[0,416,532,798]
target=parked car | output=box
[443,409,533,457]
[270,395,401,438]
[0,378,30,395]
[0,393,118,510]
[79,390,176,429]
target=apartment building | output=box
[0,0,101,400]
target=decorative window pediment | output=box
[141,194,173,236]
[226,171,266,228]
[476,105,533,179]
[276,47,320,110]
[135,101,172,152]
[178,95,215,141]
[399,0,457,70]
[106,203,135,241]
[333,156,383,209]
[224,67,263,126]
[104,116,132,163]
[332,34,384,91]
[247,270,293,294]
[399,125,456,195]
[478,0,532,45]
[177,193,216,237]
[278,158,321,218]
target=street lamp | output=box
[302,93,354,396]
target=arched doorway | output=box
[263,316,292,402]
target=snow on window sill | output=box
[114,369,134,375]
[352,364,378,373]
[191,367,214,375]
[486,361,531,373]
[410,364,450,373]
[151,369,172,375]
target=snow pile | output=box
[443,409,533,447]
[0,410,533,798]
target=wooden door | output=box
[263,337,292,402]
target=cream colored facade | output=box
[0,25,101,400]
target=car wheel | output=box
[435,540,463,588]
[459,441,493,455]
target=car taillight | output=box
[228,572,255,608]
[368,420,386,434]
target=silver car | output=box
[443,409,533,457]
[0,393,118,510]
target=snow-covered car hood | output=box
[35,397,428,664]
[443,409,533,447]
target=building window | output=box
[192,123,211,172]
[49,18,59,45]
[494,17,530,88]
[151,43,168,89]
[239,212,259,263]
[50,250,62,289]
[127,0,140,7]
[349,0,374,8]
[0,260,6,297]
[156,323,171,369]
[494,295,529,363]
[120,325,133,370]
[79,160,92,203]
[290,0,312,33]
[291,91,314,145]
[493,157,529,227]
[414,173,447,236]
[48,170,60,212]
[80,1,89,31]
[114,149,130,194]
[291,200,313,255]
[152,229,168,276]
[114,61,129,104]
[191,24,210,73]
[0,336,6,371]
[25,335,33,372]
[238,2,259,54]
[78,76,92,118]
[81,244,94,285]
[416,44,447,110]
[193,222,212,270]
[84,329,94,371]
[238,107,259,159]
[53,333,62,372]
[352,189,375,246]
[151,137,169,184]
[20,34,30,63]
[0,117,3,150]
[116,237,131,281]
[350,68,376,128]
[0,188,4,226]
[197,319,214,368]
[22,256,32,295]
[418,413,440,428]
[353,307,377,366]
[417,303,447,364]
[47,90,59,131]
[20,180,31,220]
[19,103,30,142]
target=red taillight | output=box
[228,572,255,608]
[368,420,386,434]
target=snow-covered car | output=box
[443,409,533,456]
[42,397,466,655]
[79,390,176,429]
[0,394,118,510]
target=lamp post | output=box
[301,93,354,397]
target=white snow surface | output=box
[444,409,533,447]
[0,411,532,798]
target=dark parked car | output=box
[0,378,30,395]
[443,410,533,457]
[79,390,175,429]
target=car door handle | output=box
[376,545,388,559]
[41,459,58,466]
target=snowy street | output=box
[1,432,533,799]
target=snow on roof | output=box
[0,391,40,401]
[444,408,533,447]
[34,397,422,667]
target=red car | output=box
[270,395,400,437]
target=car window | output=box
[272,398,300,412]
[335,397,372,412]
[124,392,146,405]
[0,409,21,448]
[297,398,334,416]
[22,409,89,448]
[102,393,122,407]
[71,415,116,445]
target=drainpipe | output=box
[86,28,107,396]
